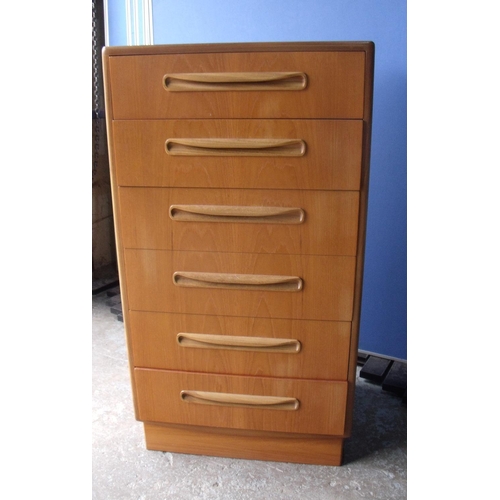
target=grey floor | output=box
[92,291,407,500]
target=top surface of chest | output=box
[104,42,373,120]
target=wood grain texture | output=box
[128,311,351,380]
[143,422,343,466]
[101,42,375,464]
[104,40,373,57]
[112,119,362,190]
[165,138,307,156]
[101,41,141,417]
[124,249,356,321]
[135,368,347,435]
[172,271,303,292]
[169,204,306,224]
[344,43,375,438]
[176,332,302,353]
[180,390,300,411]
[163,71,308,91]
[119,187,359,256]
[108,51,365,119]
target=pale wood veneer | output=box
[128,311,351,380]
[134,369,347,435]
[112,119,363,190]
[102,41,374,466]
[124,249,356,321]
[143,423,344,466]
[119,188,359,255]
[163,71,308,92]
[108,51,365,119]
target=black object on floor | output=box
[106,296,122,308]
[382,361,407,396]
[106,285,121,297]
[110,303,122,316]
[357,351,370,366]
[105,286,123,322]
[92,279,119,295]
[359,356,393,383]
[358,353,407,404]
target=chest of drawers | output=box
[103,42,374,466]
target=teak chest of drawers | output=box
[103,42,374,466]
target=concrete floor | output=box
[92,291,407,500]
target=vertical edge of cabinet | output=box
[102,46,140,418]
[344,42,375,437]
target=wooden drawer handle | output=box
[165,138,306,157]
[163,72,308,92]
[169,205,305,224]
[173,271,303,292]
[180,390,300,411]
[177,332,302,353]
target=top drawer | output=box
[107,51,366,119]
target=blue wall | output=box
[106,0,127,46]
[108,0,407,360]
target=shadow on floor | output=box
[343,379,406,465]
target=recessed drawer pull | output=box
[163,71,308,92]
[177,332,302,353]
[169,205,305,224]
[165,138,306,157]
[180,390,300,411]
[172,271,303,292]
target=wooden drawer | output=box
[134,368,348,436]
[107,51,365,119]
[112,119,363,190]
[129,311,351,380]
[124,249,356,321]
[102,42,375,465]
[119,187,359,256]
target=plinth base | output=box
[144,422,344,466]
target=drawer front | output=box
[119,188,359,256]
[129,311,351,380]
[108,51,365,119]
[112,119,363,190]
[134,368,348,435]
[124,249,356,321]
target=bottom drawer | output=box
[134,368,348,436]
